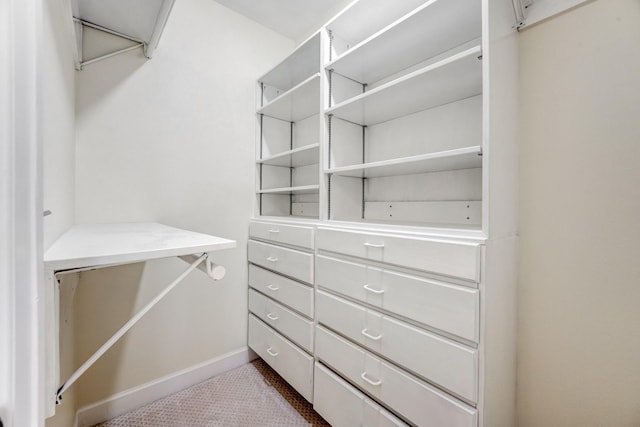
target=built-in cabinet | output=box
[249,0,518,425]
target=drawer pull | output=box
[268,229,280,233]
[266,256,279,262]
[360,372,382,386]
[266,284,280,291]
[266,312,279,321]
[363,284,385,295]
[266,347,279,357]
[361,328,382,341]
[363,242,385,248]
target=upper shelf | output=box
[327,0,482,84]
[258,73,321,122]
[326,146,482,178]
[44,222,236,272]
[326,46,482,126]
[325,0,427,56]
[258,32,321,92]
[72,0,175,59]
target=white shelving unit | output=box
[250,0,519,425]
[256,32,323,220]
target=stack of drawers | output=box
[247,221,315,402]
[313,227,482,426]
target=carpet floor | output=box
[94,359,329,427]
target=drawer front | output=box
[317,255,479,342]
[248,239,314,284]
[248,315,314,402]
[249,264,313,318]
[249,221,314,249]
[314,363,408,427]
[317,291,477,403]
[316,326,477,427]
[317,227,481,282]
[249,289,313,352]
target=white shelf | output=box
[258,73,321,122]
[258,143,320,167]
[327,146,482,178]
[327,46,482,126]
[259,185,320,195]
[327,0,481,84]
[44,222,236,271]
[325,0,427,53]
[258,32,321,91]
[72,0,175,59]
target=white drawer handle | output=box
[268,229,280,233]
[360,372,382,386]
[266,312,279,321]
[266,256,278,262]
[266,347,279,357]
[361,328,382,341]
[363,284,385,295]
[266,284,279,291]
[363,242,385,248]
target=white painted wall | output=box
[69,0,293,411]
[42,0,76,251]
[517,0,640,425]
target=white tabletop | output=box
[44,222,236,271]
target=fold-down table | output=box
[43,222,236,416]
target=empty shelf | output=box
[326,0,427,54]
[327,146,482,178]
[259,185,320,195]
[327,0,481,84]
[258,143,320,167]
[258,73,321,122]
[327,46,482,126]
[259,32,321,91]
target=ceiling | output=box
[214,0,353,41]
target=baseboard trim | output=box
[76,347,257,427]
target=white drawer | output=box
[249,221,315,249]
[314,363,408,427]
[248,264,313,318]
[248,239,314,284]
[249,289,314,353]
[316,326,477,427]
[248,315,314,402]
[317,291,478,403]
[317,227,481,282]
[317,254,479,342]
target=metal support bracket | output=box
[55,252,222,404]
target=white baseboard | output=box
[76,347,257,427]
